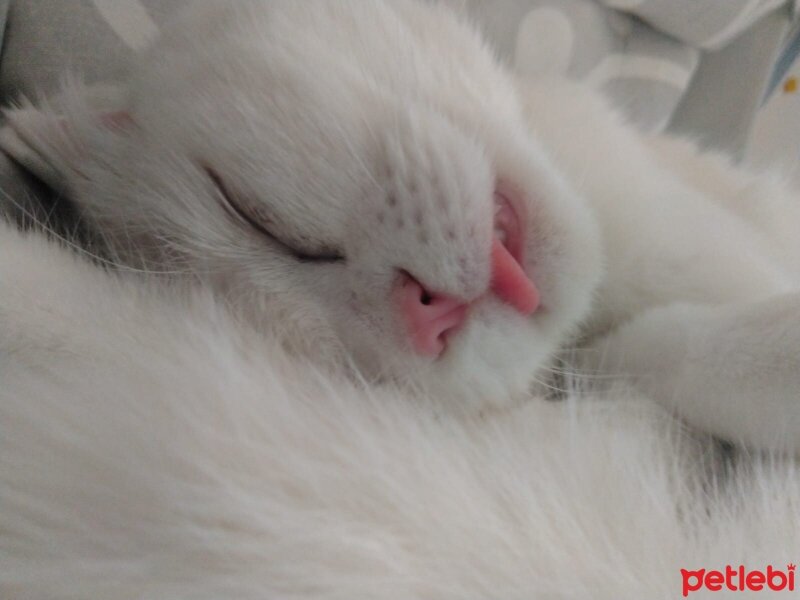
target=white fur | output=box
[4,1,800,596]
[4,0,602,409]
[519,81,800,452]
[2,223,800,599]
[7,1,799,445]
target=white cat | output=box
[3,0,800,452]
[5,1,800,596]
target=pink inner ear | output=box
[100,111,134,129]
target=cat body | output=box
[524,81,800,449]
[4,218,800,598]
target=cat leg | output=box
[588,293,800,454]
[648,135,800,279]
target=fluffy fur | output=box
[6,1,800,451]
[4,1,800,596]
[4,0,602,409]
[2,224,800,599]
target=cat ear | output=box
[0,89,133,192]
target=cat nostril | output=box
[395,271,469,357]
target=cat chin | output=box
[412,303,561,410]
[322,300,566,412]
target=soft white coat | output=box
[2,1,800,597]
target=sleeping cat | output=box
[4,0,800,452]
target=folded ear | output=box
[0,106,77,192]
[0,84,132,192]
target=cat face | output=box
[12,0,602,409]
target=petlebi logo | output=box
[681,564,795,596]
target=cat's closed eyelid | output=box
[201,164,345,264]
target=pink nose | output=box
[396,237,540,358]
[396,273,469,357]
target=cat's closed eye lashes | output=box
[202,165,345,264]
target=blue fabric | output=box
[765,19,800,101]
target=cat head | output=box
[4,0,602,409]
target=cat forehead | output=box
[129,0,520,132]
[123,1,520,216]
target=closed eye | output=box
[203,165,345,264]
